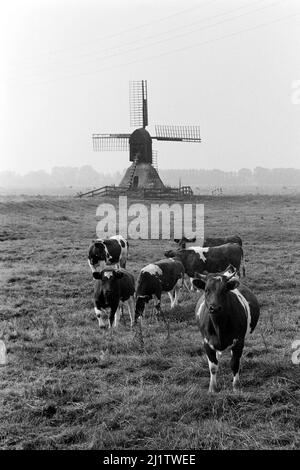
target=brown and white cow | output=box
[192,266,260,392]
[135,259,185,320]
[93,267,135,329]
[88,235,129,274]
[165,243,245,289]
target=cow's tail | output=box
[241,248,246,277]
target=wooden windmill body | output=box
[92,80,201,191]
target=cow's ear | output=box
[165,250,174,257]
[226,278,240,290]
[192,277,206,290]
[93,272,101,280]
[114,270,124,279]
[222,264,236,277]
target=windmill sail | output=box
[92,134,130,151]
[129,80,148,128]
[154,125,201,142]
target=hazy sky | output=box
[1,0,299,175]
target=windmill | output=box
[92,80,201,191]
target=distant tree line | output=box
[0,165,299,191]
[0,166,123,189]
[160,167,300,186]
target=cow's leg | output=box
[204,341,219,393]
[109,306,119,328]
[152,289,161,317]
[154,296,161,317]
[190,277,195,291]
[168,290,175,309]
[126,296,135,328]
[113,308,121,328]
[181,274,190,292]
[149,299,156,322]
[173,283,180,306]
[119,302,127,326]
[230,339,244,391]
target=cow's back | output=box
[204,243,243,273]
[136,270,161,297]
[155,259,184,292]
[204,235,242,247]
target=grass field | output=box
[0,194,299,450]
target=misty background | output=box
[1,166,299,195]
[1,0,300,193]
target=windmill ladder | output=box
[126,156,139,189]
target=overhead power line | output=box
[9,0,259,72]
[8,0,285,82]
[9,0,216,66]
[56,0,283,71]
[10,11,300,87]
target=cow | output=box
[93,267,135,329]
[88,235,129,274]
[135,259,185,320]
[192,266,260,392]
[174,236,245,276]
[174,234,243,248]
[165,242,245,290]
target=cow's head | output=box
[94,267,123,300]
[135,295,151,319]
[174,236,196,249]
[164,249,177,258]
[192,266,239,315]
[89,240,109,270]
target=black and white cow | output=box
[174,234,243,249]
[135,259,185,319]
[88,235,129,274]
[93,267,135,329]
[192,267,260,392]
[165,243,245,290]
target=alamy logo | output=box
[95,196,204,240]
